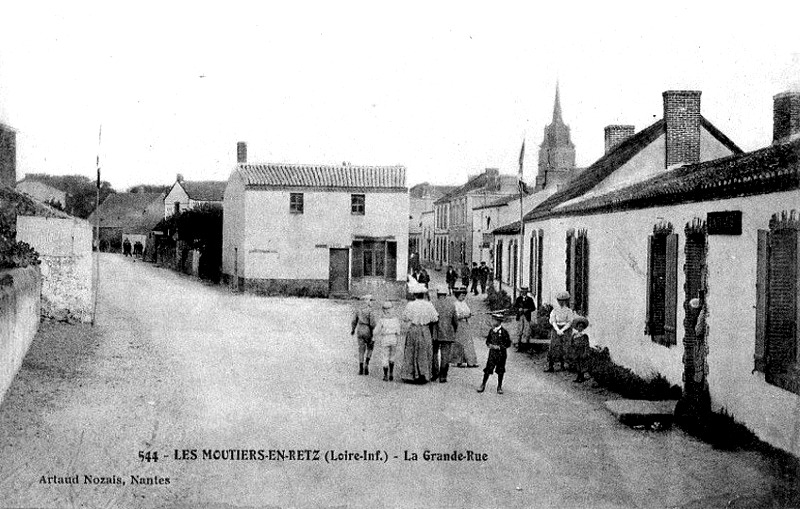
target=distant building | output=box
[0,122,16,188]
[223,148,408,299]
[164,175,226,218]
[408,182,456,269]
[16,174,67,209]
[88,192,164,251]
[433,168,520,268]
[535,85,581,192]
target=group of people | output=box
[122,238,144,257]
[444,261,491,296]
[350,282,512,393]
[544,291,590,383]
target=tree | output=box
[128,184,170,194]
[21,174,115,218]
[152,203,222,281]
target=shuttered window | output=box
[386,241,397,281]
[757,221,800,394]
[536,229,544,309]
[496,240,503,281]
[565,229,590,316]
[646,231,678,346]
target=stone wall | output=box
[244,278,328,298]
[0,266,41,406]
[16,215,94,322]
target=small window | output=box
[290,193,304,214]
[351,194,365,215]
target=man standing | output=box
[351,295,376,375]
[418,267,431,289]
[470,262,480,295]
[461,263,471,289]
[514,287,536,346]
[432,285,458,383]
[445,265,458,294]
[479,261,490,294]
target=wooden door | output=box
[329,248,350,297]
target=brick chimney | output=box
[604,125,635,153]
[176,173,184,183]
[773,91,800,144]
[663,90,701,168]
[237,141,247,164]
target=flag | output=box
[518,139,527,194]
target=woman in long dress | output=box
[400,283,439,383]
[451,287,479,367]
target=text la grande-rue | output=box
[39,474,170,486]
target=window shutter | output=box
[351,241,363,278]
[754,230,769,372]
[645,235,654,335]
[386,241,397,281]
[664,233,679,345]
[497,240,503,281]
[767,229,798,374]
[581,234,590,316]
[529,235,535,292]
[566,231,576,308]
[537,229,544,309]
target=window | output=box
[351,240,397,279]
[566,229,590,317]
[755,212,800,395]
[290,193,304,214]
[351,194,365,215]
[496,240,503,281]
[646,223,678,346]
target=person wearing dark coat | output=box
[445,265,458,294]
[470,262,480,295]
[461,263,471,288]
[122,238,132,257]
[417,268,431,289]
[432,285,458,383]
[479,261,490,293]
[477,312,512,394]
[514,288,536,345]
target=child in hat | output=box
[477,312,512,394]
[373,301,401,381]
[570,316,590,383]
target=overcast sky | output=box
[1,1,799,191]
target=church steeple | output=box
[553,81,562,122]
[536,82,577,191]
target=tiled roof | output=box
[493,220,521,235]
[181,181,227,201]
[554,137,800,216]
[523,116,743,223]
[235,164,406,190]
[473,191,530,211]
[89,193,163,228]
[523,120,666,222]
[435,172,519,204]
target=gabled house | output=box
[223,152,408,299]
[495,87,800,457]
[15,174,67,209]
[163,175,226,218]
[88,192,164,252]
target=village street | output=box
[0,254,791,509]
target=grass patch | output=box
[587,347,681,401]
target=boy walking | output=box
[477,312,512,394]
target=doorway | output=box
[329,248,350,297]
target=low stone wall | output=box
[244,278,328,298]
[0,266,41,406]
[16,215,93,323]
[349,278,406,301]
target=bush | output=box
[530,303,553,339]
[0,223,39,269]
[486,284,512,312]
[588,347,681,400]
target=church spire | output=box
[552,81,562,122]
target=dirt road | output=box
[0,255,789,508]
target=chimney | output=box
[237,141,247,164]
[773,91,800,144]
[604,125,635,153]
[176,173,184,183]
[663,90,701,168]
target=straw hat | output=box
[382,301,393,309]
[572,315,589,328]
[556,291,571,301]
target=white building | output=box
[16,176,67,209]
[494,88,800,457]
[223,159,408,299]
[164,175,226,218]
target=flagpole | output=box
[92,125,102,326]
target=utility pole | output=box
[92,125,102,326]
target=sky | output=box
[1,1,799,191]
